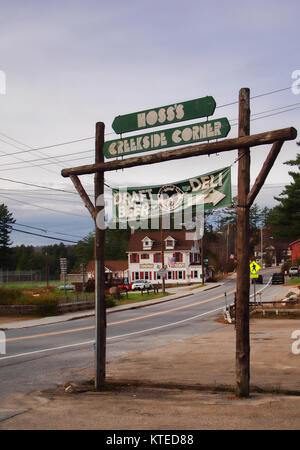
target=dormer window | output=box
[165,236,175,250]
[142,236,153,250]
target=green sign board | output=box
[104,117,231,159]
[112,96,216,134]
[112,167,232,222]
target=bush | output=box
[0,287,28,304]
[0,287,59,315]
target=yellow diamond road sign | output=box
[250,261,261,274]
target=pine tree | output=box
[0,204,15,268]
[268,152,300,239]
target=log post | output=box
[94,122,106,389]
[235,88,251,397]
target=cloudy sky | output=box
[0,0,299,246]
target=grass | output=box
[1,281,59,290]
[109,291,170,306]
[188,283,205,290]
[286,277,300,285]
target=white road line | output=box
[0,279,274,362]
[107,306,225,340]
[0,305,225,361]
[0,340,95,361]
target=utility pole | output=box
[235,88,251,398]
[226,222,229,264]
[160,215,165,293]
[260,227,263,267]
[201,237,205,285]
[95,122,106,390]
[45,252,49,288]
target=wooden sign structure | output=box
[61,89,297,397]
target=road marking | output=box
[0,340,95,361]
[0,278,275,361]
[0,306,225,361]
[107,305,225,340]
[2,289,236,344]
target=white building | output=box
[127,231,203,284]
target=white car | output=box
[289,267,299,277]
[131,280,153,291]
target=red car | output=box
[118,281,132,291]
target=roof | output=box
[289,238,300,247]
[87,260,128,273]
[127,230,197,252]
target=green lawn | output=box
[112,291,170,306]
[286,277,300,285]
[1,281,59,290]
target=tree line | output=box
[0,151,298,277]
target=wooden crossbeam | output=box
[61,127,296,178]
[247,140,284,207]
[70,175,95,219]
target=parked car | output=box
[118,281,132,291]
[289,267,299,277]
[251,274,263,284]
[131,280,153,291]
[58,284,75,291]
[271,273,285,284]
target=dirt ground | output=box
[1,318,300,430]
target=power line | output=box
[0,153,96,172]
[11,227,78,244]
[0,131,116,158]
[0,192,89,218]
[0,148,94,168]
[0,85,294,161]
[13,222,85,239]
[0,134,61,176]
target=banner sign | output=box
[111,96,216,134]
[104,117,231,159]
[112,167,231,222]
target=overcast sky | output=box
[0,0,299,246]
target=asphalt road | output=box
[0,268,287,403]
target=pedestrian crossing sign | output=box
[250,261,261,274]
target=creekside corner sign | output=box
[112,166,232,222]
[104,117,231,159]
[112,96,216,135]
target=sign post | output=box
[250,261,261,304]
[59,258,67,295]
[235,88,251,398]
[61,90,297,398]
[95,122,106,390]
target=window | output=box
[165,237,175,249]
[194,270,198,278]
[135,272,139,280]
[145,272,149,280]
[142,237,153,250]
[168,271,172,280]
[154,253,161,263]
[178,271,183,279]
[130,253,139,263]
[174,252,182,262]
[141,254,149,259]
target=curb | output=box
[0,283,223,330]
